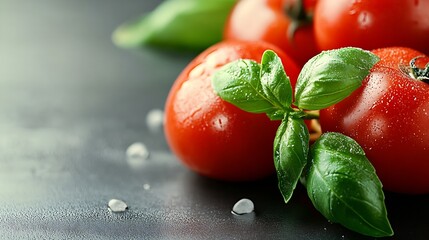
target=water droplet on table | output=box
[146,109,164,132]
[126,142,149,169]
[126,142,149,159]
[232,198,254,215]
[108,199,128,213]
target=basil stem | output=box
[113,0,237,51]
[294,47,379,110]
[274,113,309,203]
[304,132,393,237]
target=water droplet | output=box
[358,11,372,29]
[108,199,128,212]
[146,109,164,132]
[349,9,357,15]
[126,142,149,159]
[212,114,228,131]
[232,198,254,215]
[143,183,151,190]
[126,142,150,169]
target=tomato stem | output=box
[409,56,429,83]
[285,0,313,42]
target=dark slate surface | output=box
[0,1,428,239]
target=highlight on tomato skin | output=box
[319,47,429,194]
[164,40,300,181]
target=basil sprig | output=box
[212,48,393,237]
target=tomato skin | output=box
[164,41,300,181]
[319,47,429,194]
[314,0,429,54]
[224,0,319,66]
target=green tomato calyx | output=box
[285,0,313,42]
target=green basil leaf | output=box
[260,50,293,111]
[212,59,279,115]
[265,109,286,121]
[294,47,379,110]
[304,132,393,237]
[112,0,236,51]
[274,114,309,203]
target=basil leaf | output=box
[304,132,393,237]
[212,50,294,120]
[260,50,293,112]
[212,59,280,115]
[263,110,285,120]
[113,0,236,51]
[274,114,309,203]
[294,47,379,110]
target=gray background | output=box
[0,0,428,239]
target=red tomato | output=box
[314,0,429,54]
[224,0,319,66]
[164,41,300,181]
[319,47,429,194]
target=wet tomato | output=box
[224,0,319,66]
[314,0,429,54]
[164,40,300,181]
[319,47,429,194]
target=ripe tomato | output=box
[319,47,429,194]
[164,40,300,181]
[224,0,319,66]
[314,0,429,54]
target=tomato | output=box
[319,47,429,194]
[314,0,429,54]
[164,41,300,181]
[224,0,319,66]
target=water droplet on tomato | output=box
[211,114,228,131]
[357,11,372,29]
[349,9,357,15]
[108,199,128,213]
[232,198,254,215]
